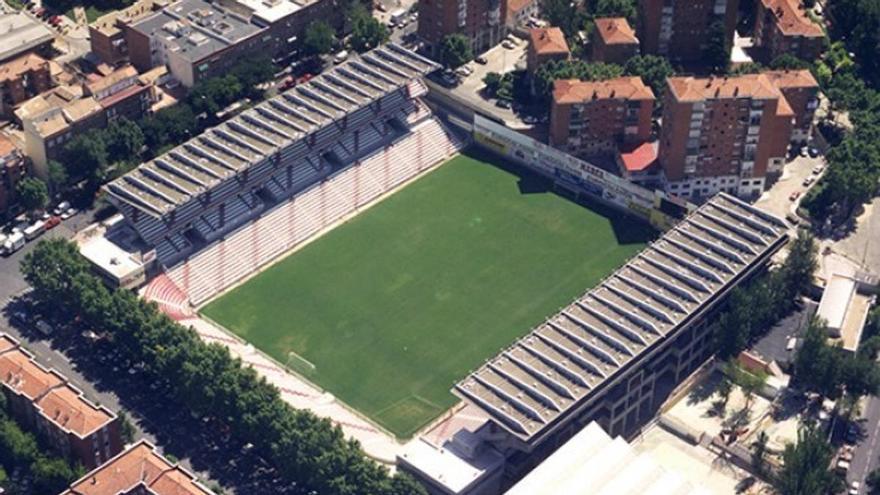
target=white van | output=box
[23,220,45,241]
[390,8,406,26]
[3,232,25,255]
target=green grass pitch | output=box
[202,149,655,438]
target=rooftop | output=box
[233,0,314,24]
[763,69,819,90]
[90,0,169,36]
[528,27,569,56]
[553,76,654,104]
[130,0,263,63]
[35,384,115,438]
[0,335,117,439]
[505,422,715,494]
[594,17,638,45]
[105,43,439,218]
[0,11,54,63]
[61,440,212,495]
[0,53,48,84]
[619,141,658,173]
[454,193,788,442]
[761,0,824,38]
[667,73,783,102]
[85,65,139,96]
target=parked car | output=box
[849,481,860,495]
[44,216,61,230]
[374,2,386,11]
[2,232,25,255]
[60,207,77,220]
[454,66,472,78]
[23,220,45,241]
[800,146,808,157]
[812,165,824,174]
[474,55,487,65]
[522,115,538,125]
[333,50,349,64]
[802,176,815,187]
[34,319,53,337]
[789,191,801,201]
[808,147,819,158]
[495,99,511,109]
[502,40,515,49]
[53,201,70,215]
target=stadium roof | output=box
[454,193,788,442]
[104,43,439,219]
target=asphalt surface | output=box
[851,396,880,494]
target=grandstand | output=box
[453,193,789,445]
[104,43,445,283]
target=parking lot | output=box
[441,38,530,126]
[755,148,826,220]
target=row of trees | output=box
[532,55,674,104]
[713,229,818,360]
[0,394,84,495]
[797,24,880,225]
[21,239,425,495]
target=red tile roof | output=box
[619,141,658,172]
[763,69,819,89]
[528,27,569,56]
[553,76,654,104]
[761,0,824,38]
[667,74,783,102]
[594,17,638,45]
[62,441,212,495]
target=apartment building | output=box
[60,440,212,495]
[0,53,52,117]
[89,0,169,68]
[658,74,794,200]
[418,0,506,56]
[125,0,267,87]
[754,0,824,63]
[764,69,819,143]
[17,86,105,179]
[549,77,654,158]
[591,17,639,64]
[0,135,26,217]
[0,335,123,470]
[526,27,569,75]
[637,0,738,62]
[83,65,154,122]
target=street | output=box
[851,396,880,494]
[754,152,826,220]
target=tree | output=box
[440,34,473,69]
[231,56,276,93]
[62,130,108,181]
[118,411,136,444]
[30,457,79,494]
[768,54,812,71]
[483,72,502,96]
[303,21,336,56]
[778,229,817,300]
[349,2,388,52]
[542,0,583,37]
[751,430,769,477]
[728,61,764,76]
[47,160,69,195]
[141,105,198,151]
[623,55,674,99]
[793,317,841,398]
[188,75,243,118]
[704,20,730,72]
[104,118,145,164]
[714,287,752,359]
[16,177,49,214]
[867,467,880,494]
[592,0,637,23]
[533,59,624,100]
[774,422,843,495]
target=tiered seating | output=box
[165,117,466,306]
[265,177,286,200]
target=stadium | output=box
[82,42,791,492]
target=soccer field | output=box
[202,149,655,437]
